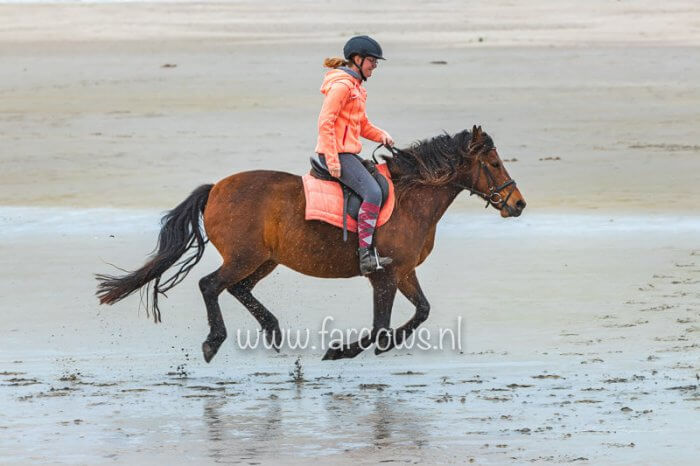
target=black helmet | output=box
[343,35,385,60]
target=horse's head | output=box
[457,125,526,217]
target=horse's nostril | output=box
[516,200,526,210]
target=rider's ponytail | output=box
[323,57,348,69]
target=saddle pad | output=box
[302,163,395,232]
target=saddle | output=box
[307,154,392,241]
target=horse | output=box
[96,125,526,362]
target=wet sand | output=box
[1,1,700,464]
[2,210,698,464]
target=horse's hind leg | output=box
[200,258,266,363]
[227,261,282,351]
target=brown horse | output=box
[96,125,526,362]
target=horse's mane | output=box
[383,129,494,192]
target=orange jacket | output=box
[314,69,386,175]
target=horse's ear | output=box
[469,125,482,150]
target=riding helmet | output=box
[343,35,385,60]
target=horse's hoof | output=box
[264,327,283,353]
[202,341,218,363]
[374,345,393,356]
[322,345,343,361]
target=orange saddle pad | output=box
[302,163,396,232]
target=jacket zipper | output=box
[347,93,359,146]
[342,125,349,145]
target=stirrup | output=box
[358,247,393,275]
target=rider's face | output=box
[354,56,378,79]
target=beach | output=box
[1,1,699,464]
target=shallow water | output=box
[1,209,698,463]
[2,354,698,464]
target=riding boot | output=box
[358,247,393,275]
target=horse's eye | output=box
[491,162,500,168]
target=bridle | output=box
[374,144,517,211]
[456,149,517,210]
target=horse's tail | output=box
[95,184,214,322]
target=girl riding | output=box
[315,35,394,275]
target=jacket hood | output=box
[320,68,359,95]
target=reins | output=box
[373,143,517,210]
[371,143,390,163]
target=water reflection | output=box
[203,398,226,461]
[368,394,429,449]
[321,387,430,452]
[201,379,432,461]
[203,393,282,463]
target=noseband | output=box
[456,150,517,210]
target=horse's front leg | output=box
[375,270,430,355]
[322,272,398,360]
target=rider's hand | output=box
[381,132,395,147]
[329,166,341,178]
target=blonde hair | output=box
[323,57,349,68]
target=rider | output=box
[315,35,395,275]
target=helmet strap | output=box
[351,55,367,82]
[358,56,367,81]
